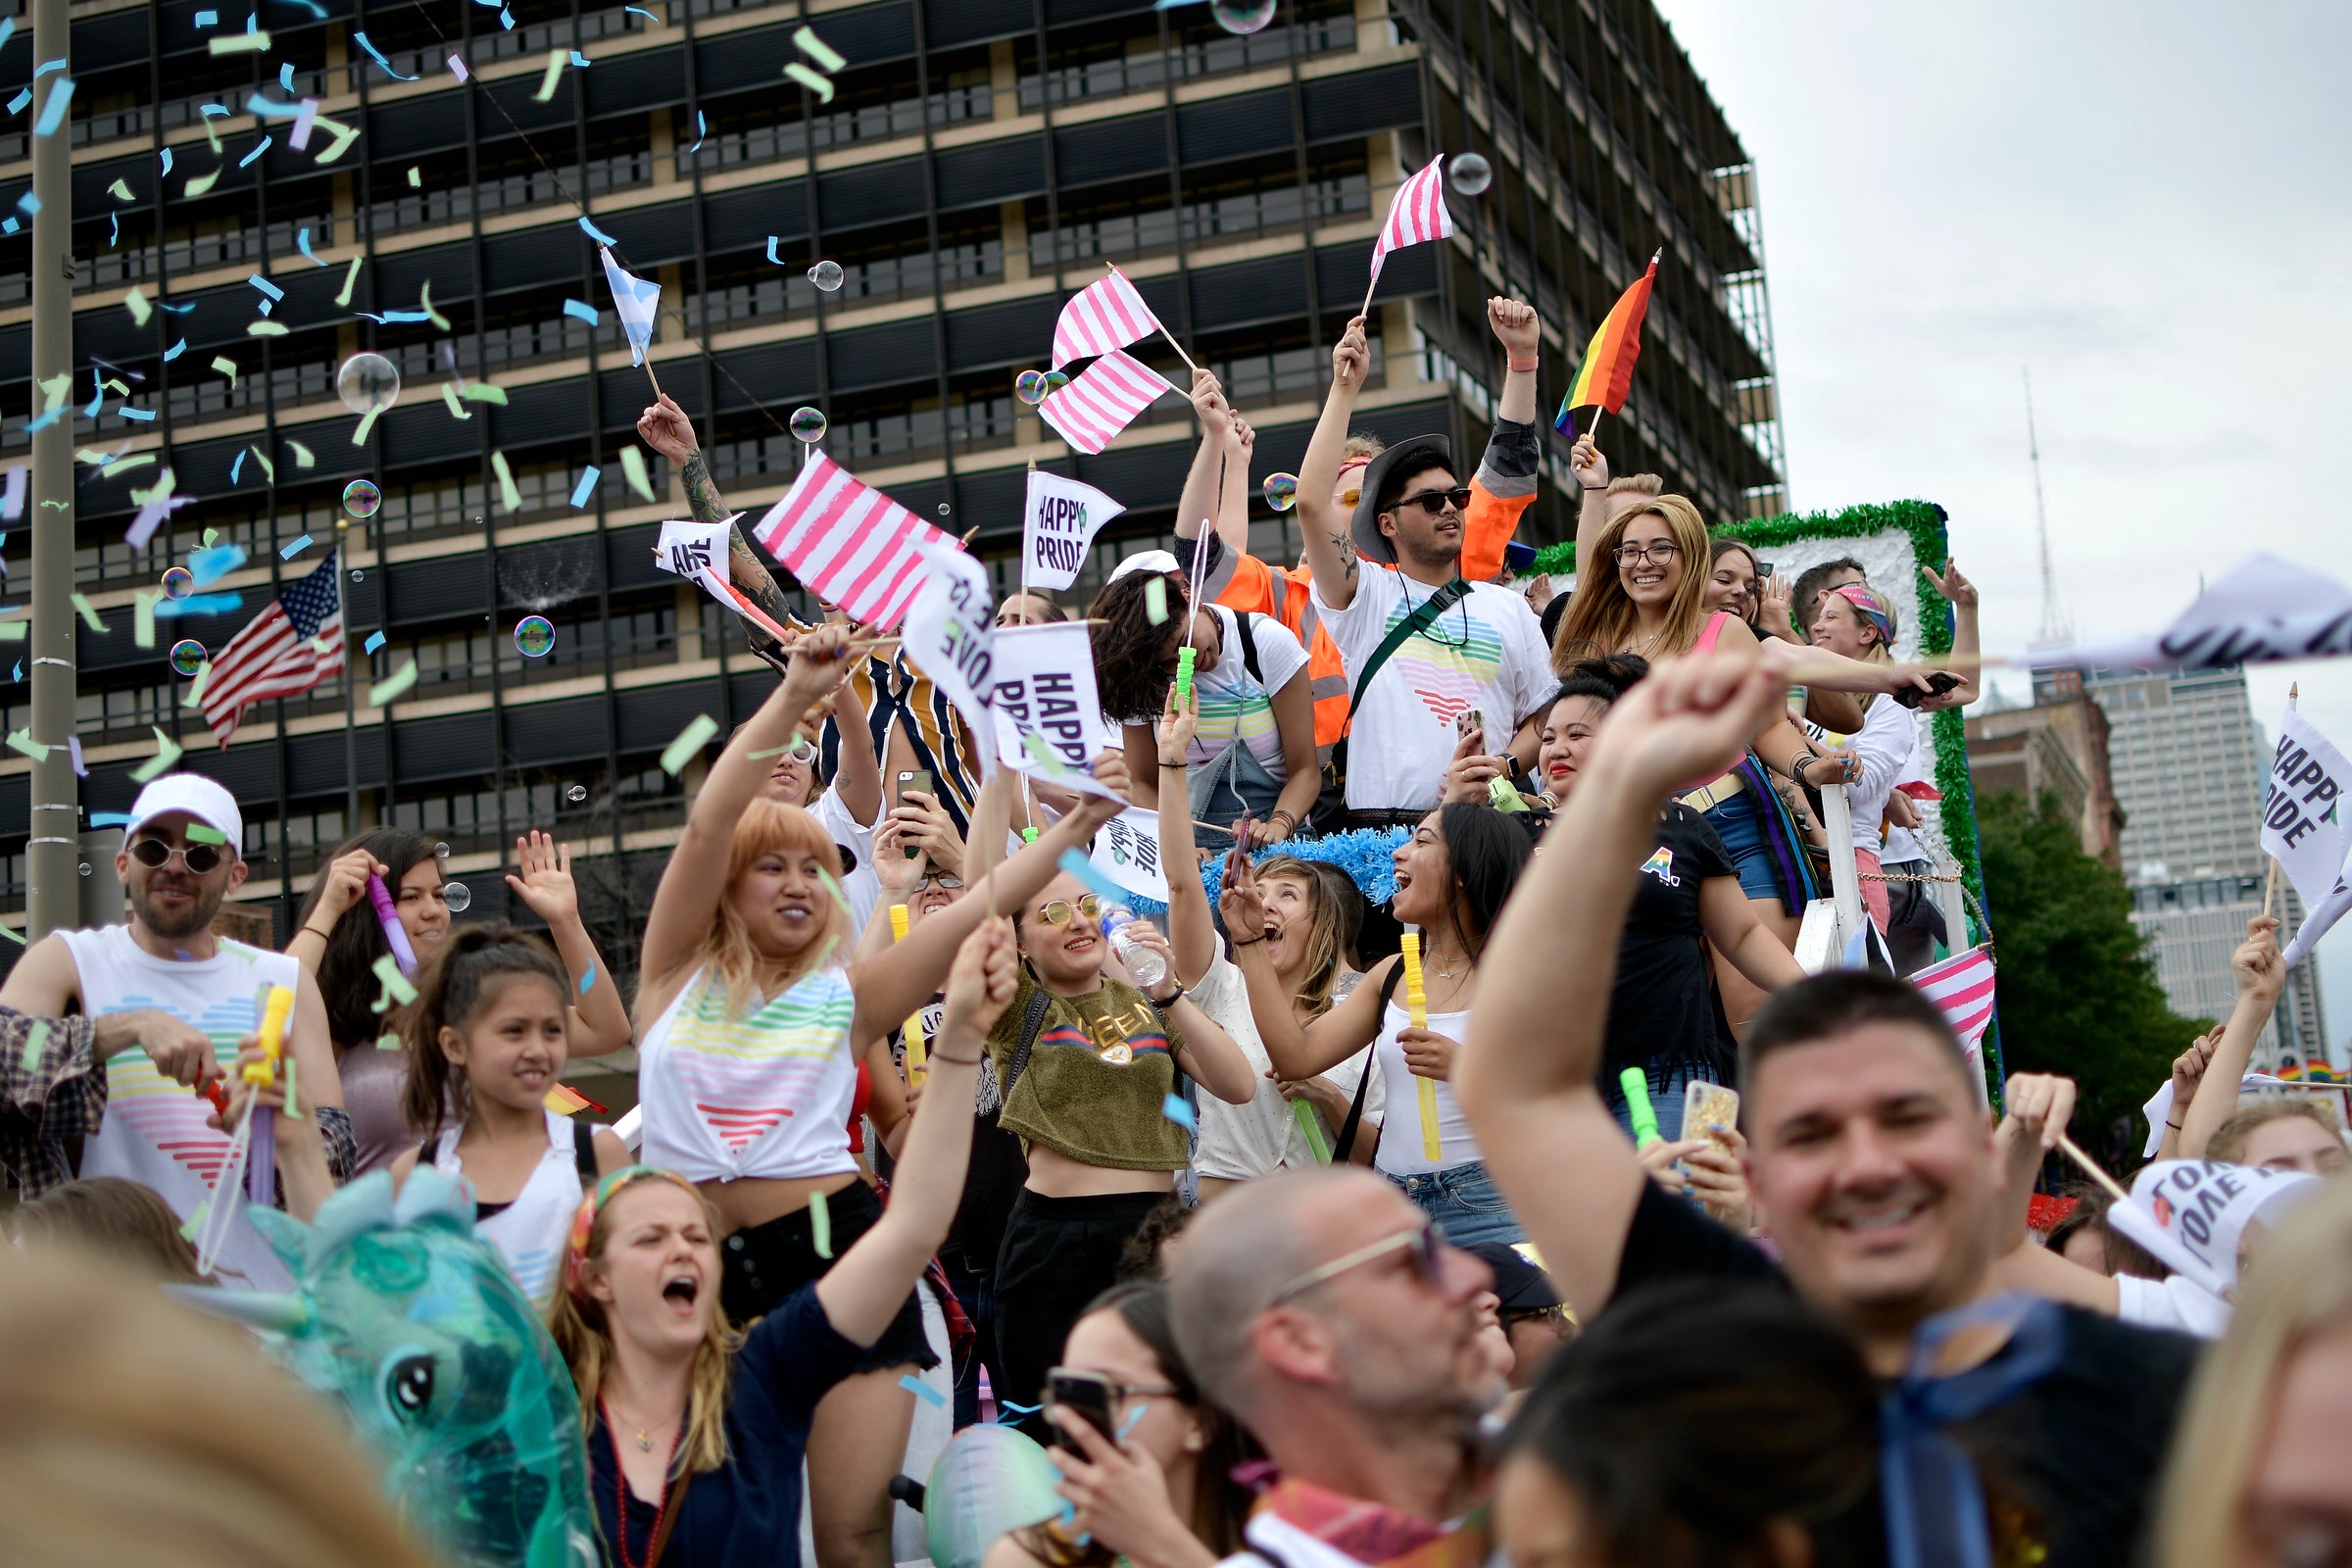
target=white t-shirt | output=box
[1189,607,1311,784]
[811,784,882,938]
[1314,567,1553,811]
[1844,693,1918,858]
[2114,1272,2231,1340]
[1189,955,1380,1180]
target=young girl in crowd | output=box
[10,1175,212,1285]
[1230,803,1531,1245]
[388,926,632,1305]
[633,622,1127,1568]
[292,828,632,1173]
[985,1280,1258,1568]
[552,920,1018,1568]
[1806,583,1919,933]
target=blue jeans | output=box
[1386,1160,1524,1249]
[1703,789,1782,901]
[1603,1059,1721,1144]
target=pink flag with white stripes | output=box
[751,452,952,630]
[1368,156,1453,282]
[1052,268,1162,370]
[1037,350,1174,455]
[1911,945,1997,1048]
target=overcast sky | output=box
[1648,0,2352,1053]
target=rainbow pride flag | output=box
[544,1082,608,1116]
[1554,251,1660,438]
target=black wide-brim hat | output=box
[1350,434,1455,566]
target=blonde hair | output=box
[1255,857,1351,1021]
[1549,494,1714,674]
[1822,583,1898,665]
[0,1250,439,1568]
[2154,1178,2352,1568]
[2208,1099,2344,1165]
[547,1177,742,1477]
[12,1177,211,1285]
[1606,472,1665,498]
[642,797,854,1021]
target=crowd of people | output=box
[3,297,2347,1568]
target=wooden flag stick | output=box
[2265,858,2280,921]
[1106,264,1198,374]
[2055,1131,2132,1205]
[643,358,663,400]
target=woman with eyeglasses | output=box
[984,1281,1259,1568]
[634,624,1132,1568]
[988,839,1256,1445]
[288,827,632,1175]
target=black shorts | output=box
[993,1189,1167,1436]
[717,1178,939,1374]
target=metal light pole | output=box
[27,0,78,939]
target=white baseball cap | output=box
[122,773,244,857]
[1108,548,1181,582]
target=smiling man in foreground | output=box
[1455,640,2198,1568]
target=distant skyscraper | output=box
[2039,663,2333,1071]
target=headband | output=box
[563,1165,704,1302]
[1832,584,1895,650]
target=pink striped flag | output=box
[1368,156,1453,282]
[751,453,952,630]
[1911,945,1997,1048]
[1052,268,1161,370]
[1037,350,1173,455]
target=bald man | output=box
[1166,1168,1503,1568]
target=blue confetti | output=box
[108,212,119,246]
[765,235,783,265]
[577,216,616,245]
[279,534,312,560]
[237,134,271,168]
[296,226,327,266]
[898,1374,948,1409]
[188,544,247,586]
[353,31,419,81]
[201,103,230,119]
[365,630,386,654]
[158,300,195,315]
[121,407,156,422]
[568,467,600,509]
[91,811,132,827]
[155,593,244,618]
[164,339,186,360]
[6,90,28,117]
[501,7,515,29]
[83,375,103,418]
[569,49,591,67]
[33,58,65,78]
[227,450,243,483]
[16,189,37,215]
[1054,849,1135,907]
[623,5,660,20]
[193,9,217,25]
[248,273,283,301]
[562,298,600,325]
[1161,1093,1197,1131]
[245,92,302,120]
[31,76,72,137]
[690,110,707,153]
[0,20,12,49]
[160,147,173,176]
[579,963,595,994]
[278,62,295,92]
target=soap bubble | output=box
[513,615,556,658]
[1212,0,1278,34]
[77,861,92,876]
[350,570,365,583]
[1449,152,1493,197]
[169,639,206,676]
[342,478,381,519]
[1041,370,1070,396]
[335,352,401,415]
[565,783,588,804]
[807,260,844,292]
[937,503,951,517]
[441,881,471,913]
[1262,472,1299,512]
[162,565,194,600]
[434,841,451,858]
[1014,369,1048,406]
[790,406,828,443]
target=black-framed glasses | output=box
[1041,1366,1182,1407]
[1034,893,1102,927]
[128,836,226,875]
[919,871,965,891]
[1389,487,1472,517]
[1271,1218,1448,1303]
[1613,541,1681,565]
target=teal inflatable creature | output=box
[170,1169,599,1568]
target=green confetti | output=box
[133,590,158,648]
[0,924,24,947]
[333,254,361,307]
[372,953,419,1006]
[246,320,289,337]
[211,355,238,384]
[4,729,49,761]
[124,285,152,326]
[808,1187,832,1258]
[180,1198,210,1241]
[368,659,418,707]
[0,620,26,642]
[129,725,182,783]
[20,1020,47,1073]
[816,867,852,914]
[376,1032,403,1051]
[1144,577,1167,624]
[660,712,720,775]
[620,445,656,502]
[184,823,227,845]
[282,1055,301,1119]
[492,451,521,511]
[287,440,315,468]
[461,383,510,406]
[351,403,383,446]
[71,593,105,631]
[180,661,211,708]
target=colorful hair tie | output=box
[1833,583,1895,649]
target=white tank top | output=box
[59,924,304,1290]
[432,1108,587,1306]
[637,964,859,1184]
[1371,999,1484,1177]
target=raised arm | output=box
[1172,370,1234,550]
[637,393,731,523]
[1216,416,1255,556]
[1152,687,1219,988]
[1567,436,1613,598]
[286,848,379,982]
[1297,316,1370,612]
[1459,298,1543,583]
[818,921,1014,1347]
[1457,639,1786,1323]
[506,831,634,1057]
[827,679,885,830]
[1218,857,1390,1081]
[1920,558,1982,710]
[639,624,855,991]
[2179,915,2284,1158]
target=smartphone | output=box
[1047,1369,1119,1447]
[1682,1081,1740,1146]
[895,769,933,858]
[1889,671,1964,710]
[1755,561,1776,579]
[1455,709,1486,752]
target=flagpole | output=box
[1107,264,1198,375]
[643,358,663,401]
[1359,272,1379,322]
[1020,459,1033,607]
[2055,1131,2132,1205]
[338,535,360,835]
[1587,407,1605,447]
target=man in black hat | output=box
[1295,316,1555,827]
[1463,1240,1577,1388]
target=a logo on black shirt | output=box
[1640,848,1682,888]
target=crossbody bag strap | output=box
[647,1464,694,1567]
[1233,610,1264,686]
[1344,578,1473,723]
[1001,985,1054,1097]
[1331,960,1408,1164]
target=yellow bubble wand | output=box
[1399,931,1441,1160]
[888,904,928,1085]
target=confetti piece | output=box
[184,168,221,198]
[21,1019,48,1073]
[579,963,596,994]
[129,724,182,782]
[211,355,238,385]
[296,225,326,264]
[5,730,49,761]
[279,534,313,560]
[124,286,152,326]
[793,25,847,72]
[899,1374,947,1408]
[369,659,418,707]
[236,134,270,168]
[372,953,420,1006]
[0,620,25,642]
[766,235,783,265]
[67,736,84,776]
[440,382,471,419]
[578,216,617,246]
[99,452,156,476]
[420,280,451,331]
[376,1032,402,1051]
[230,449,246,484]
[248,320,288,337]
[70,594,103,631]
[16,189,38,215]
[353,30,417,80]
[250,447,274,482]
[193,10,215,24]
[160,146,173,176]
[492,452,521,512]
[447,54,469,80]
[620,446,655,502]
[531,49,567,102]
[107,177,132,201]
[661,713,720,775]
[1144,577,1167,624]
[163,338,186,361]
[365,630,386,654]
[352,404,384,446]
[809,1188,832,1257]
[563,298,600,325]
[690,111,707,153]
[461,382,509,405]
[568,467,600,509]
[191,544,246,587]
[31,76,73,137]
[784,62,836,102]
[287,440,315,468]
[289,97,319,149]
[90,811,131,827]
[283,1056,301,1119]
[5,89,25,116]
[1162,1092,1198,1131]
[248,273,283,303]
[570,49,592,67]
[311,115,360,164]
[118,408,156,424]
[182,662,211,708]
[134,594,156,648]
[210,31,270,54]
[407,165,421,188]
[180,1200,208,1242]
[185,823,227,845]
[624,5,661,21]
[334,254,362,307]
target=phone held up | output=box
[894,769,933,857]
[1047,1368,1120,1449]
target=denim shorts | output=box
[1702,789,1783,902]
[1384,1160,1524,1249]
[1603,1059,1722,1144]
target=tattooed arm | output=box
[1298,316,1371,610]
[637,395,733,521]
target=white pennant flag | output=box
[989,621,1121,802]
[2029,555,2352,674]
[2264,701,2352,968]
[1022,470,1125,592]
[898,541,998,768]
[2109,1159,2321,1297]
[599,247,662,368]
[1090,808,1171,902]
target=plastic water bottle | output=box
[1101,904,1168,990]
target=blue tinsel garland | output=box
[1111,826,1413,919]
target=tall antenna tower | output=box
[2024,368,2071,645]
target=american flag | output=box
[199,548,346,744]
[1051,267,1161,370]
[1368,156,1453,282]
[1911,945,1997,1049]
[1037,350,1173,455]
[752,452,952,630]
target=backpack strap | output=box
[1331,960,1407,1164]
[1344,578,1474,723]
[1001,983,1054,1098]
[1233,610,1264,686]
[571,1120,599,1181]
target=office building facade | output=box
[0,0,1786,979]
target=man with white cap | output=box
[1,773,346,1288]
